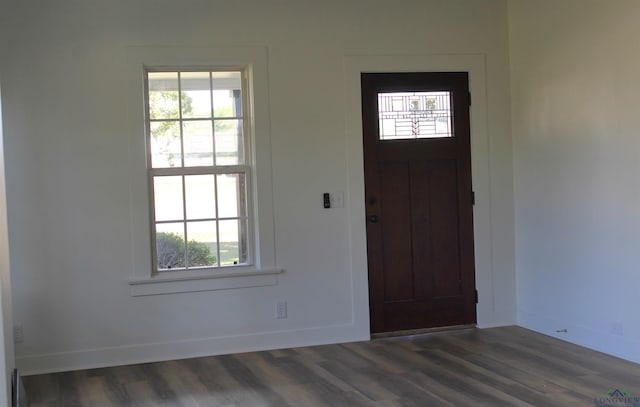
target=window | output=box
[126,47,278,295]
[378,91,453,139]
[146,69,252,273]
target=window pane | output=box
[156,223,185,271]
[238,218,249,265]
[186,221,218,268]
[183,121,213,167]
[217,173,245,218]
[148,72,180,120]
[212,72,242,118]
[150,121,181,168]
[181,72,212,119]
[219,219,245,266]
[154,176,184,222]
[377,91,453,139]
[215,119,244,165]
[185,174,216,220]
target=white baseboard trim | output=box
[17,323,370,376]
[518,310,640,364]
[18,318,546,376]
[476,321,515,329]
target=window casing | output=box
[127,46,279,296]
[145,68,253,274]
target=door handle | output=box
[368,215,379,223]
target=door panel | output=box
[362,72,476,334]
[379,161,413,302]
[428,159,461,298]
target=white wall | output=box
[0,82,14,407]
[0,0,516,374]
[510,0,640,362]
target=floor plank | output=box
[23,326,640,406]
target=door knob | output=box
[368,215,379,223]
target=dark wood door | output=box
[362,72,476,334]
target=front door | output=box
[362,72,476,334]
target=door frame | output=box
[344,54,494,338]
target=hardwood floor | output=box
[23,326,640,406]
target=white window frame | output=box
[146,67,253,273]
[125,47,281,296]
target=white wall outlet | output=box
[330,191,344,208]
[276,301,287,319]
[14,324,23,343]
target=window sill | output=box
[129,268,283,296]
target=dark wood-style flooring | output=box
[23,326,640,406]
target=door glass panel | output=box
[378,91,453,139]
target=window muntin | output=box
[146,69,250,273]
[378,91,453,140]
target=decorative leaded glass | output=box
[378,91,453,139]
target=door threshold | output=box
[371,324,476,340]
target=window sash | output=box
[148,169,253,273]
[144,68,253,274]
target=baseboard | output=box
[16,323,370,376]
[518,310,640,364]
[476,321,514,329]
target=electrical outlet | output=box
[276,301,287,319]
[13,324,23,343]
